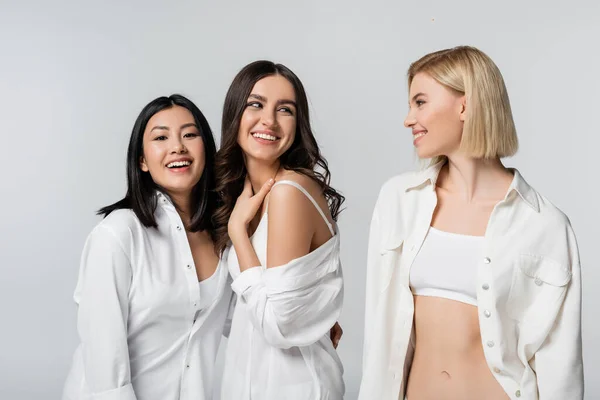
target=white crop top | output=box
[409,226,484,306]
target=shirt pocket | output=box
[377,234,404,293]
[506,254,571,325]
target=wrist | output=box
[228,224,248,243]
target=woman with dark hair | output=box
[215,61,345,400]
[62,95,233,400]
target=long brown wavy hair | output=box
[213,60,345,255]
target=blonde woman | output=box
[359,46,583,400]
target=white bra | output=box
[409,226,484,306]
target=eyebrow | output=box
[249,93,297,108]
[150,123,198,132]
[411,92,426,103]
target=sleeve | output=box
[534,227,584,399]
[362,197,382,372]
[74,225,137,400]
[230,254,343,349]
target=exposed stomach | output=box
[406,296,509,400]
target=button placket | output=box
[480,251,498,359]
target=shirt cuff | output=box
[91,383,137,400]
[231,267,263,295]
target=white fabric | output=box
[409,226,484,306]
[62,192,233,400]
[359,162,583,400]
[198,266,221,310]
[221,181,345,400]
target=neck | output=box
[440,154,512,203]
[166,190,193,228]
[245,156,281,194]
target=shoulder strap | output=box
[270,180,335,236]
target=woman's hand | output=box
[228,177,274,242]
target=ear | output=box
[459,96,467,122]
[140,156,149,172]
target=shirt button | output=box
[193,303,197,307]
[483,310,491,318]
[483,257,491,264]
[186,364,190,368]
[482,283,490,290]
[187,264,192,269]
[515,390,521,397]
[487,340,495,348]
[493,367,501,374]
[534,277,543,286]
[176,225,182,231]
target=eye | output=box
[184,132,199,138]
[278,106,294,114]
[416,100,426,107]
[246,101,262,109]
[154,135,168,141]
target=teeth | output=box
[167,160,191,168]
[252,132,277,141]
[414,132,426,139]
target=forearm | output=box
[231,230,261,272]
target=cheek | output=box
[281,118,297,140]
[239,111,257,132]
[191,141,206,168]
[424,107,456,133]
[237,112,254,143]
[142,143,164,170]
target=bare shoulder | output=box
[272,170,329,214]
[277,170,323,193]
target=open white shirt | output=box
[359,162,583,400]
[62,192,233,400]
[221,181,345,400]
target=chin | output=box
[246,149,282,164]
[161,178,201,195]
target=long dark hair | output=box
[98,94,218,237]
[214,61,345,254]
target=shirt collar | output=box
[405,160,445,192]
[405,161,540,213]
[505,168,539,212]
[155,190,174,209]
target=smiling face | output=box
[404,72,466,159]
[140,105,206,197]
[236,74,297,164]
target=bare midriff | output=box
[405,295,509,400]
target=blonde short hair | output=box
[408,46,518,160]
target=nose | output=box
[170,136,187,154]
[404,108,416,128]
[260,108,277,128]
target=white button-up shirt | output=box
[221,213,345,400]
[62,193,233,400]
[358,163,583,400]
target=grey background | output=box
[1,0,598,399]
